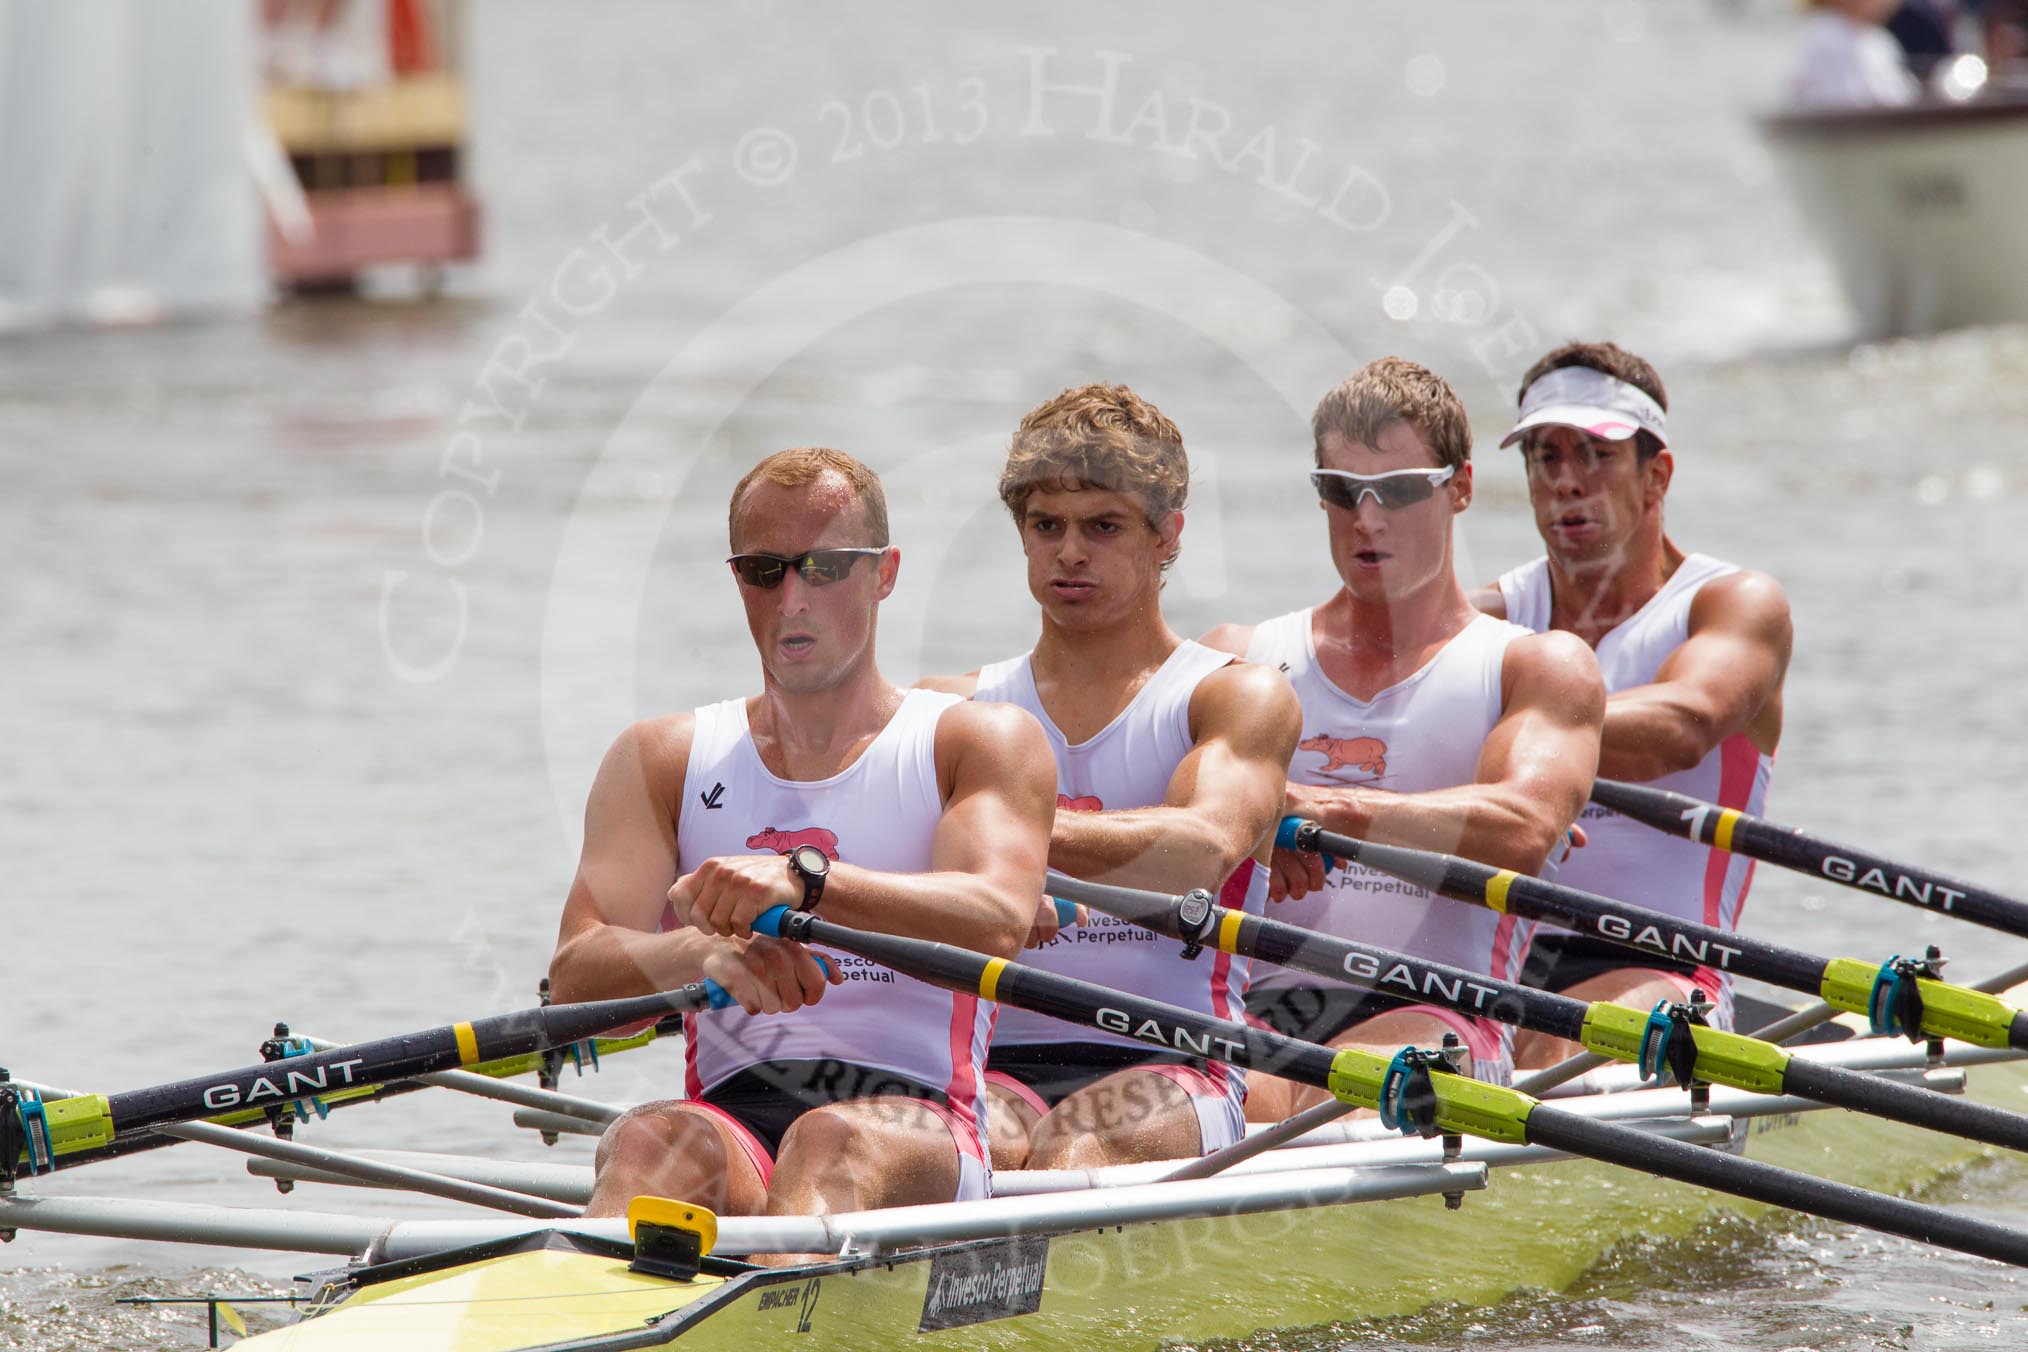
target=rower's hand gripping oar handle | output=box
[1278,815,1336,871]
[698,940,834,1010]
[743,902,1081,956]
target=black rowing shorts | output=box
[698,1058,949,1157]
[1244,985,1418,1045]
[985,1042,1200,1109]
[1520,930,1699,996]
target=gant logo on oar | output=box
[746,826,842,860]
[1298,734,1387,777]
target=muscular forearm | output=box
[817,864,1030,961]
[548,924,718,1005]
[1290,782,1562,877]
[1048,807,1244,895]
[1597,689,1717,782]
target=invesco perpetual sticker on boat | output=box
[918,1235,1049,1332]
[199,1058,368,1110]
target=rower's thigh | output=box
[1243,1070,1297,1123]
[1555,970,1696,1012]
[591,1101,770,1216]
[769,1097,967,1211]
[983,1079,1042,1171]
[1026,1068,1198,1169]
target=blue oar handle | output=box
[1053,897,1078,928]
[699,906,833,1008]
[1277,815,1338,872]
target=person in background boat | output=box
[1885,0,1955,85]
[549,448,1054,1239]
[1982,0,2028,67]
[920,384,1300,1170]
[1792,0,1922,107]
[1203,358,1603,1117]
[1472,341,1793,1064]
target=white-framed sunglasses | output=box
[1310,465,1457,510]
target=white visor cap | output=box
[1500,366,1668,449]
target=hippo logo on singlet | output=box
[745,826,841,860]
[1299,734,1388,778]
[1057,794,1104,812]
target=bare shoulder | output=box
[914,670,981,697]
[1467,583,1508,618]
[604,712,695,786]
[933,697,1048,759]
[931,698,1054,798]
[581,712,694,835]
[1197,622,1256,658]
[1502,630,1605,713]
[1192,657,1302,737]
[1691,568,1792,637]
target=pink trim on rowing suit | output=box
[942,994,986,1163]
[1141,1062,1228,1100]
[678,1100,775,1189]
[914,1097,986,1166]
[1691,732,1763,995]
[983,1069,1052,1120]
[1205,860,1257,1093]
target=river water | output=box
[5,1,2028,1347]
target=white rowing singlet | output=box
[1497,553,1773,1027]
[972,641,1268,1086]
[672,689,993,1166]
[1244,612,1537,1046]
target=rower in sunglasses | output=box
[1202,356,1604,1116]
[1309,464,1457,511]
[725,547,888,589]
[551,447,1055,1239]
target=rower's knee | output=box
[590,1104,729,1212]
[1026,1072,1193,1170]
[598,1103,725,1172]
[774,1101,894,1178]
[772,1100,954,1210]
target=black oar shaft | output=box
[1050,873,1589,1040]
[1591,778,2028,941]
[769,909,2028,1270]
[1525,1107,2028,1267]
[99,987,715,1142]
[1295,824,2028,1055]
[1051,873,2028,1154]
[1304,827,1833,994]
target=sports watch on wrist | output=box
[787,844,830,912]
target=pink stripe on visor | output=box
[1500,366,1668,448]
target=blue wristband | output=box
[1277,815,1337,872]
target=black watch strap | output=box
[788,845,829,912]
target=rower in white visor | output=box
[1471,342,1794,1064]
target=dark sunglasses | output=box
[1310,465,1457,511]
[726,547,886,589]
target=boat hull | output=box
[1765,95,2028,335]
[239,1053,2025,1350]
